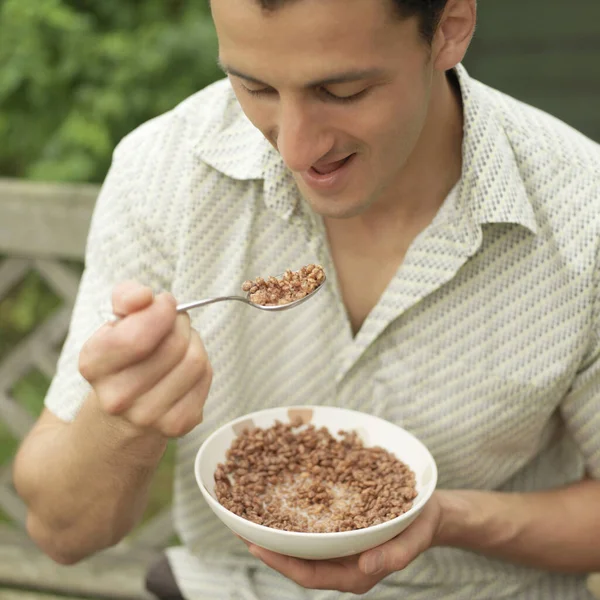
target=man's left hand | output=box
[244,492,444,595]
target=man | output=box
[12,0,600,598]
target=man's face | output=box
[211,0,436,219]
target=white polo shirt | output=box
[45,64,600,599]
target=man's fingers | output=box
[80,292,177,380]
[154,375,210,438]
[248,547,319,586]
[93,314,192,415]
[359,509,436,575]
[248,547,374,593]
[111,280,154,317]
[123,332,210,426]
[77,281,214,440]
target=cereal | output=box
[214,418,417,533]
[242,264,325,306]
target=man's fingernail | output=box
[363,551,385,575]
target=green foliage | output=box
[0,0,222,183]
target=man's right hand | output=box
[79,280,212,438]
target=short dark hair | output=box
[255,0,449,43]
[388,0,449,43]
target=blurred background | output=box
[0,1,599,598]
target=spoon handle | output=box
[175,295,251,312]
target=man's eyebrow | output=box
[218,59,385,88]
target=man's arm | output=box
[13,402,167,565]
[435,479,600,573]
[13,282,212,565]
[245,481,600,594]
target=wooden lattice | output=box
[0,178,174,598]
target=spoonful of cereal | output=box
[175,264,326,313]
[102,266,326,322]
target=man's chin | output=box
[291,174,375,219]
[302,194,373,220]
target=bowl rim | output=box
[194,405,438,539]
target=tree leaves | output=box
[0,0,221,183]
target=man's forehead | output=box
[214,0,424,91]
[211,0,397,25]
[212,0,416,54]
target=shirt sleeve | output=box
[44,118,177,422]
[560,254,600,480]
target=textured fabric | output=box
[45,64,600,599]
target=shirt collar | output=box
[193,66,538,233]
[453,64,538,236]
[193,84,298,219]
[193,89,267,181]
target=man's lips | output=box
[311,155,353,175]
[299,153,356,193]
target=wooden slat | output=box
[33,259,82,304]
[32,347,61,380]
[0,482,27,527]
[0,306,71,395]
[0,465,13,487]
[0,590,95,600]
[0,307,71,440]
[0,392,35,441]
[0,258,32,299]
[128,508,174,550]
[0,178,97,260]
[0,527,157,600]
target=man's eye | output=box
[241,84,275,97]
[238,81,368,104]
[319,87,368,104]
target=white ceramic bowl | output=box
[195,405,437,560]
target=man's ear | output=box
[431,0,477,72]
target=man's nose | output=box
[275,101,334,173]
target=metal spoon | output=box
[103,273,326,322]
[176,273,326,313]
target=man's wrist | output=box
[433,489,524,552]
[82,391,168,466]
[433,489,473,548]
